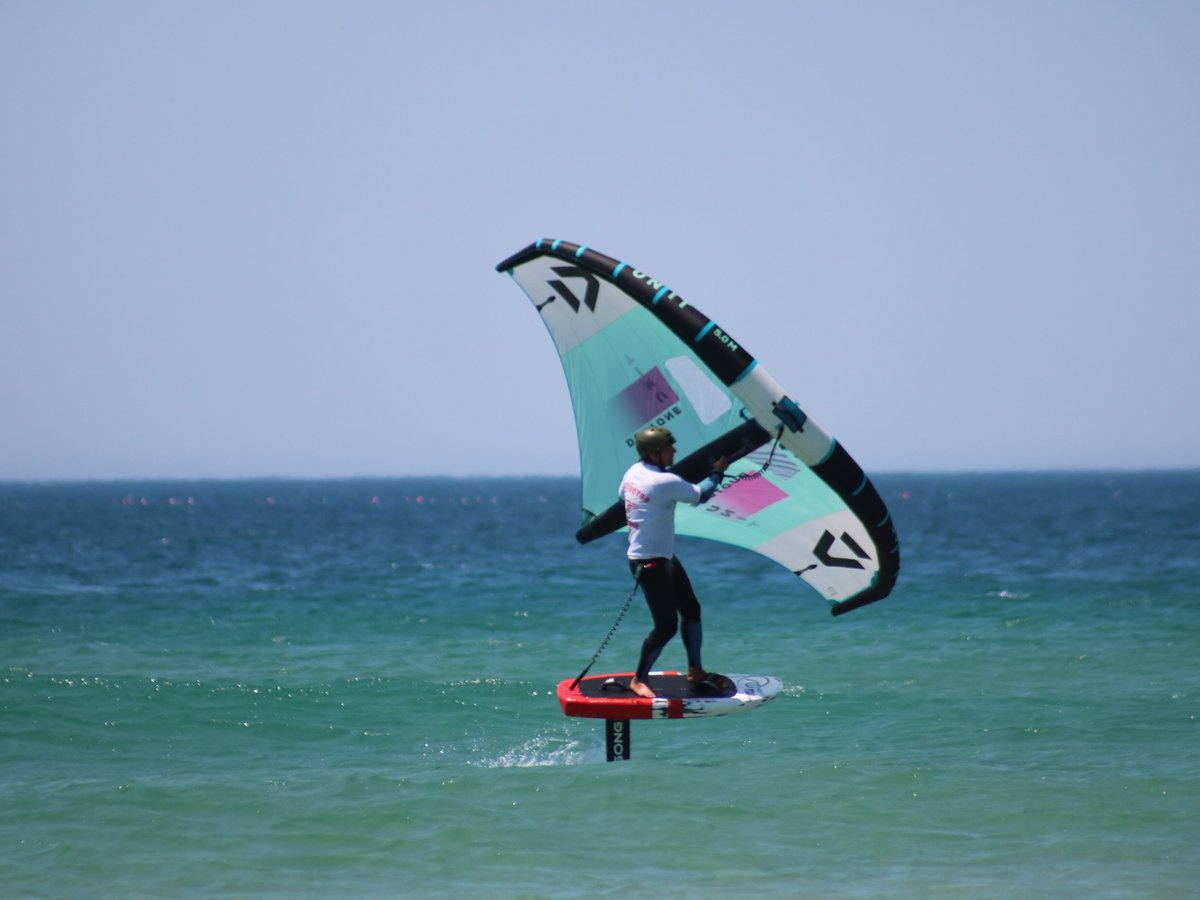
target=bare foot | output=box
[629,676,656,698]
[687,666,708,684]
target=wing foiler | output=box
[496,239,899,615]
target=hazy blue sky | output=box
[3,2,1197,480]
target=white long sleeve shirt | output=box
[619,460,704,560]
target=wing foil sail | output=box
[497,239,899,614]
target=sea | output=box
[2,472,1197,899]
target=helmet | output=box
[635,426,675,458]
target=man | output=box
[620,426,731,699]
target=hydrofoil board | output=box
[558,671,782,721]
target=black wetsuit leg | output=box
[670,557,704,670]
[631,556,703,680]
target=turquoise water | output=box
[2,473,1197,898]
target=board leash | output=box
[761,425,785,471]
[569,564,644,691]
[719,429,784,494]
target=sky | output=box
[3,2,1198,480]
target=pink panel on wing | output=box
[715,473,787,518]
[611,368,680,432]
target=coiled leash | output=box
[721,427,785,492]
[568,564,644,691]
[762,425,785,471]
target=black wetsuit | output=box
[619,457,723,684]
[630,556,703,682]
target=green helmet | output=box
[635,426,675,459]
